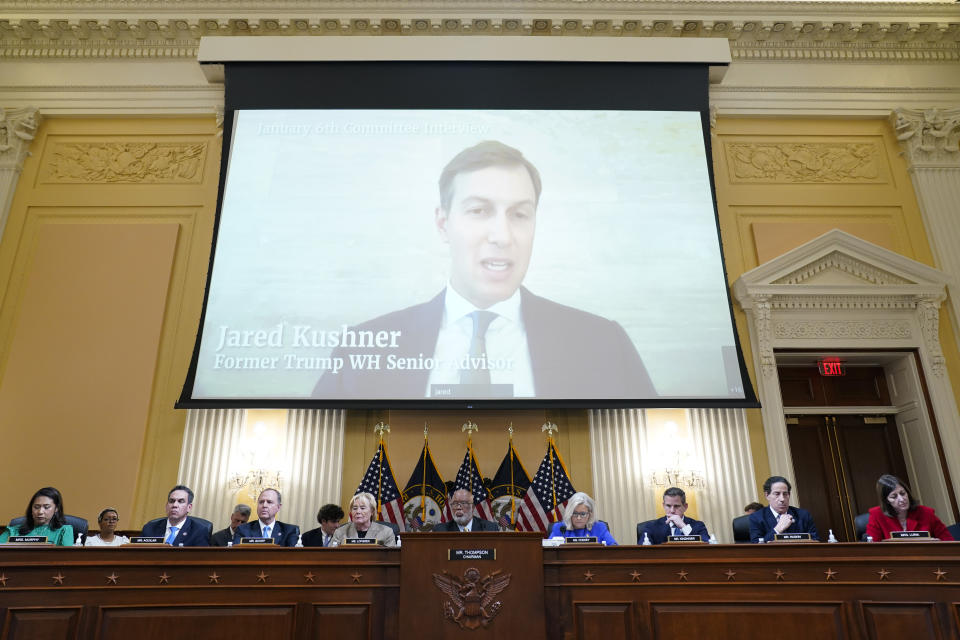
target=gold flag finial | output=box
[424,421,429,439]
[373,421,390,440]
[461,420,479,435]
[541,421,558,436]
[508,422,514,438]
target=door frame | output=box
[733,230,960,521]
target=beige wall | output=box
[711,116,960,499]
[0,117,221,528]
[4,114,959,527]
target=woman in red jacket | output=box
[866,474,954,541]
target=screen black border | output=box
[177,61,759,410]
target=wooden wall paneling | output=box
[95,605,296,640]
[649,603,848,640]
[574,602,633,640]
[1,607,81,640]
[859,602,943,640]
[310,604,370,639]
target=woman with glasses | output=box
[548,492,618,545]
[84,508,130,546]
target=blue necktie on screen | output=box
[165,526,178,544]
[461,311,497,385]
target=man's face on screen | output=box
[436,164,537,309]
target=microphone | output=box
[559,525,567,535]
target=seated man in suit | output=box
[434,489,499,532]
[748,475,819,542]
[641,487,710,544]
[301,503,345,547]
[141,485,211,546]
[313,140,656,401]
[210,504,251,547]
[233,488,300,547]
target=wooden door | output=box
[787,414,909,541]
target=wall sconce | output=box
[648,421,705,490]
[229,469,282,498]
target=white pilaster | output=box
[0,106,40,242]
[890,107,960,352]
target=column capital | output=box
[890,107,960,170]
[0,107,41,172]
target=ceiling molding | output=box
[1,15,958,60]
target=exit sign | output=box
[818,360,845,376]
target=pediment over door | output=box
[734,228,949,297]
[733,229,950,380]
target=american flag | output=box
[443,447,494,522]
[515,441,576,532]
[355,442,405,532]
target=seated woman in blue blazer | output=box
[548,492,618,545]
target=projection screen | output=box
[179,57,757,409]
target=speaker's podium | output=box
[399,531,546,639]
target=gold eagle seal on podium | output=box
[432,568,512,629]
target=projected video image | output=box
[192,109,744,402]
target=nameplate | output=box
[775,533,812,541]
[668,535,703,543]
[891,530,931,539]
[449,548,496,560]
[129,536,165,544]
[8,536,48,544]
[239,537,274,545]
[565,537,599,544]
[344,537,379,545]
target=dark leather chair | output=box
[946,522,960,541]
[377,520,401,538]
[854,512,870,541]
[636,519,657,544]
[9,515,89,543]
[732,514,751,543]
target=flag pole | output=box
[508,423,517,523]
[462,420,478,497]
[373,421,389,521]
[421,422,428,522]
[542,421,559,522]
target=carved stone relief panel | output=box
[39,140,207,184]
[724,141,886,184]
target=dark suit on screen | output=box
[141,516,211,547]
[748,506,818,543]
[434,517,500,532]
[640,516,710,545]
[233,520,300,547]
[312,287,656,399]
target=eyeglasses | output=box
[450,501,472,508]
[100,517,119,523]
[571,511,591,519]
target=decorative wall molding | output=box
[772,251,911,285]
[0,106,39,171]
[725,142,882,183]
[891,107,960,169]
[773,319,913,340]
[0,105,40,240]
[0,16,957,61]
[40,141,207,183]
